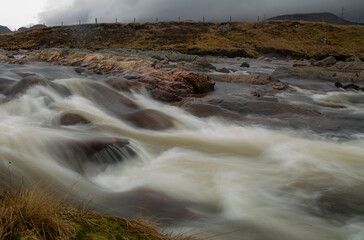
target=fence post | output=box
[156,17,158,22]
[178,16,180,21]
[229,16,232,22]
[79,19,81,25]
[95,18,97,24]
[134,18,136,23]
[61,21,63,26]
[257,16,260,21]
[116,18,117,23]
[203,16,205,22]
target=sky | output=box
[1,0,363,30]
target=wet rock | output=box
[125,109,174,130]
[179,71,215,93]
[345,56,361,62]
[240,62,250,68]
[335,82,364,91]
[74,67,86,74]
[105,77,146,92]
[250,89,266,98]
[60,113,91,126]
[183,103,244,120]
[314,190,364,217]
[260,57,272,62]
[218,67,230,73]
[151,88,182,102]
[83,81,139,117]
[4,74,71,98]
[218,100,321,117]
[144,69,214,102]
[293,60,307,67]
[191,59,217,71]
[81,137,130,157]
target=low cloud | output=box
[39,0,364,26]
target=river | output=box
[0,61,364,240]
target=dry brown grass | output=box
[0,185,75,239]
[0,20,363,60]
[0,185,199,240]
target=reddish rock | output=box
[105,77,146,92]
[142,69,215,102]
[125,109,174,130]
[293,60,307,67]
[60,113,91,125]
[151,88,183,102]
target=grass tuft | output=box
[0,185,199,240]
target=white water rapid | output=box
[1,63,364,240]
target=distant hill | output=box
[0,25,12,34]
[269,12,362,25]
[18,24,47,32]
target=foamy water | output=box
[1,64,364,239]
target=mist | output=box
[39,0,364,26]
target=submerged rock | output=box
[125,109,174,130]
[4,74,71,99]
[240,62,250,68]
[60,113,91,126]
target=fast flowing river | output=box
[0,62,364,240]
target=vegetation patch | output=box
[0,20,363,60]
[0,186,195,240]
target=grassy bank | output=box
[0,186,194,240]
[0,21,363,60]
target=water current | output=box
[0,62,363,240]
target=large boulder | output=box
[4,74,71,99]
[143,69,215,102]
[125,109,174,130]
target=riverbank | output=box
[0,20,364,60]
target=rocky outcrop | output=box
[18,24,47,32]
[312,56,337,67]
[0,25,11,34]
[105,69,215,102]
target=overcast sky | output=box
[1,0,363,30]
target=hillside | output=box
[269,12,361,25]
[0,25,12,34]
[0,20,364,60]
